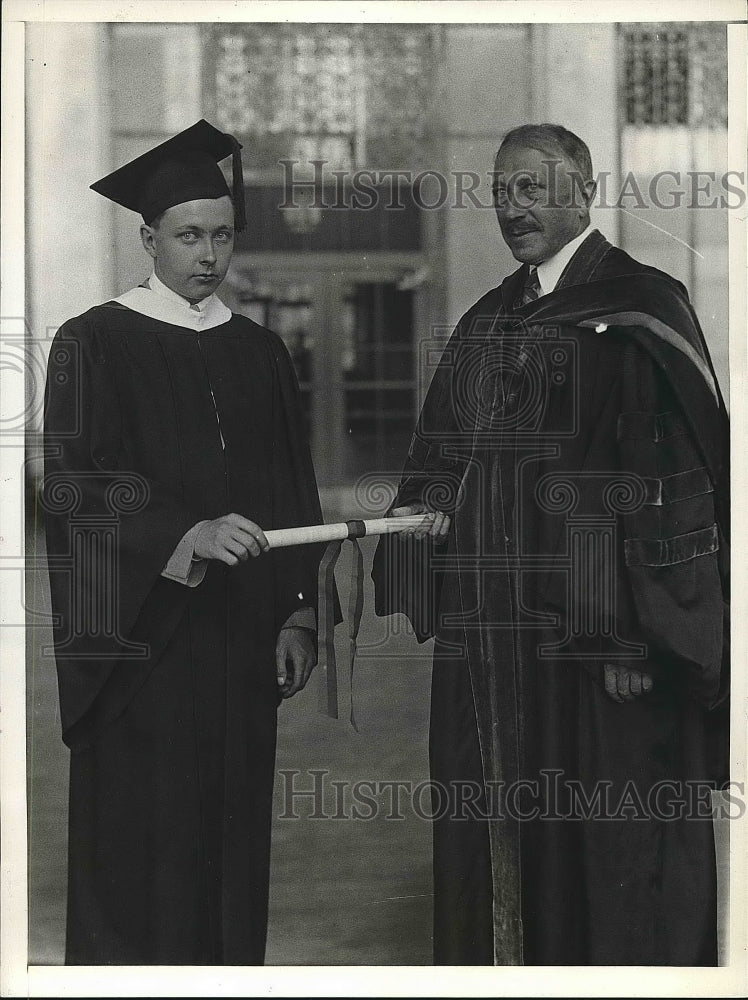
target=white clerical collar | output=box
[111,271,232,331]
[535,226,591,296]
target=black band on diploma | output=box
[346,520,366,539]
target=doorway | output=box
[224,255,425,492]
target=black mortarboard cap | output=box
[90,119,246,231]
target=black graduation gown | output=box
[372,231,729,966]
[43,301,323,965]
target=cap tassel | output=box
[230,137,246,233]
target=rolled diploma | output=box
[264,514,435,549]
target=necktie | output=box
[501,266,540,414]
[520,266,541,307]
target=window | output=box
[203,24,435,172]
[621,23,727,128]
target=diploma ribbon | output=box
[264,513,434,731]
[316,520,367,731]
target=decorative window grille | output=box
[621,23,727,127]
[203,24,434,171]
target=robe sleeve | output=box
[160,525,316,628]
[43,315,207,747]
[616,338,728,709]
[161,520,210,587]
[371,315,473,640]
[282,607,317,631]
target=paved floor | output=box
[26,530,434,966]
[26,528,729,966]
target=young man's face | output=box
[492,144,591,265]
[141,196,235,302]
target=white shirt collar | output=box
[147,271,211,314]
[535,226,591,296]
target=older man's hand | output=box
[390,503,450,542]
[603,664,654,703]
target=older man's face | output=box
[492,144,589,265]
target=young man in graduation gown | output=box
[43,120,324,965]
[372,124,729,965]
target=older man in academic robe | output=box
[373,123,729,966]
[43,121,323,965]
